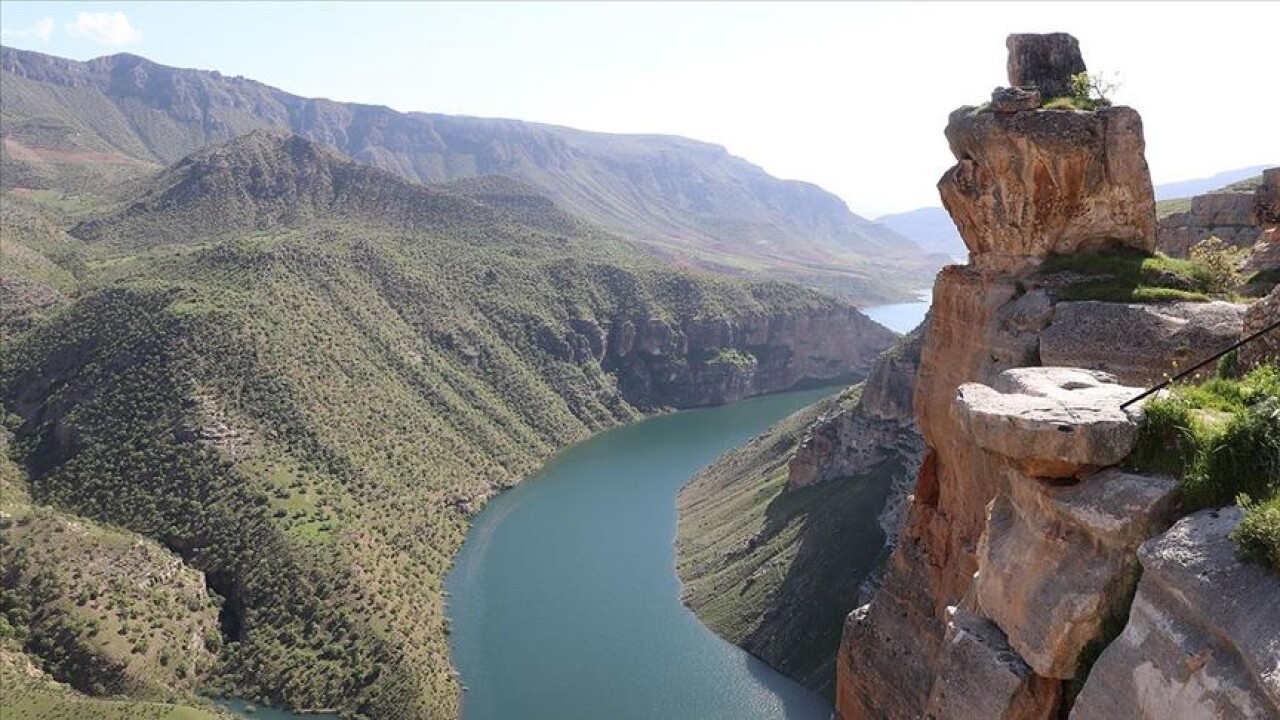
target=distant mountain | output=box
[0,45,944,303]
[1152,165,1273,201]
[872,208,966,261]
[877,165,1276,262]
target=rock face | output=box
[1157,167,1278,260]
[1240,285,1280,372]
[991,86,1042,113]
[1071,508,1280,719]
[788,321,926,492]
[603,306,897,409]
[1040,301,1246,386]
[1006,33,1086,99]
[975,469,1177,679]
[939,106,1157,273]
[924,610,1061,720]
[833,35,1264,720]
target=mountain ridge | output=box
[1,45,944,303]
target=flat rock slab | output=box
[1041,300,1246,386]
[975,469,1177,678]
[1071,507,1280,719]
[925,610,1060,720]
[954,367,1144,477]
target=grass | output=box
[676,386,913,696]
[1037,248,1220,302]
[1128,363,1280,571]
[1042,96,1103,111]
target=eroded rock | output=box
[975,470,1177,678]
[939,106,1156,273]
[954,368,1144,477]
[1006,33,1086,99]
[991,86,1042,113]
[1040,301,1246,386]
[924,610,1061,720]
[1239,285,1280,372]
[1070,508,1280,719]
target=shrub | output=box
[1190,236,1246,293]
[1234,495,1280,572]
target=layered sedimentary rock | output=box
[939,105,1156,273]
[1071,508,1280,719]
[924,610,1061,720]
[1158,167,1279,260]
[838,33,1171,720]
[599,306,897,409]
[1040,301,1245,385]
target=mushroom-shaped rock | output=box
[1070,508,1280,719]
[924,610,1061,720]
[953,367,1144,478]
[975,469,1178,678]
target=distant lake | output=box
[862,292,932,335]
[446,388,838,720]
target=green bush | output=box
[1190,236,1246,293]
[1131,364,1280,571]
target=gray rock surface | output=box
[924,610,1060,720]
[975,470,1178,678]
[1006,33,1087,99]
[1071,508,1280,719]
[953,368,1144,477]
[991,86,1042,113]
[1040,301,1246,386]
[1240,285,1280,372]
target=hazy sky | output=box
[3,2,1277,217]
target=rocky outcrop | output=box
[602,306,898,409]
[954,368,1145,477]
[1040,301,1246,385]
[924,610,1061,720]
[1071,508,1280,719]
[1157,167,1279,263]
[835,34,1258,720]
[788,320,926,491]
[940,106,1156,273]
[1240,285,1280,372]
[1006,33,1086,99]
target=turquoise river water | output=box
[445,387,840,720]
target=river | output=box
[445,387,840,720]
[861,293,931,334]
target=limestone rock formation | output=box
[954,368,1145,477]
[975,469,1177,679]
[939,106,1157,272]
[1157,167,1279,260]
[1006,33,1086,99]
[924,610,1061,720]
[1240,285,1280,372]
[1039,301,1246,386]
[1070,508,1280,719]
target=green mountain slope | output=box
[1,132,895,718]
[0,45,944,303]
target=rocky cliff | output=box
[1157,168,1280,267]
[836,34,1276,720]
[676,324,926,696]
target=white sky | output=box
[2,2,1277,217]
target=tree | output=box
[1070,71,1121,107]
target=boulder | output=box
[1070,508,1280,719]
[1007,33,1087,99]
[939,106,1156,273]
[991,86,1042,113]
[953,368,1145,478]
[1040,300,1246,386]
[974,470,1178,678]
[924,610,1061,719]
